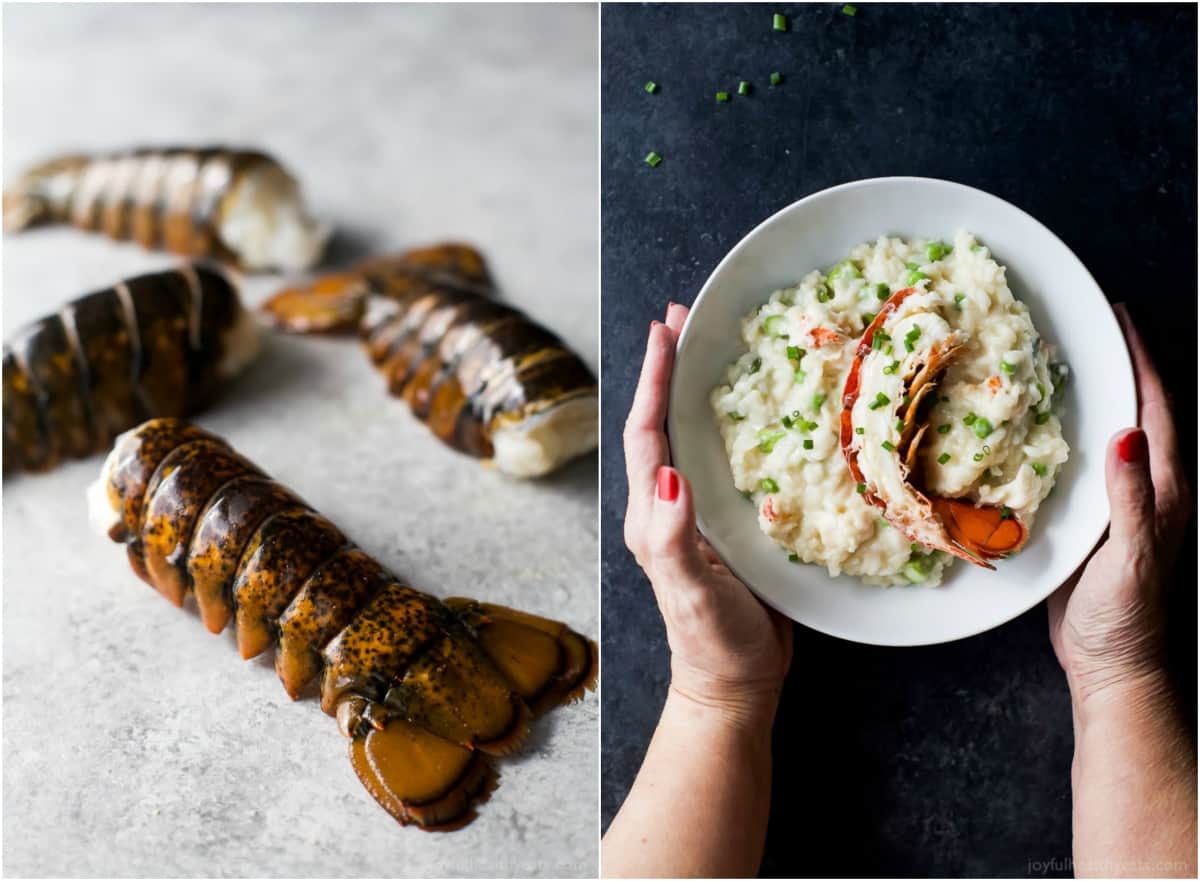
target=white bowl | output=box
[668,177,1135,647]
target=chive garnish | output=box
[937,452,951,465]
[794,369,807,383]
[738,81,751,96]
[781,414,795,429]
[856,482,867,494]
[788,552,800,562]
[757,428,787,452]
[882,360,900,375]
[842,4,857,15]
[963,412,977,426]
[644,81,658,94]
[881,440,896,452]
[876,283,890,300]
[868,392,889,410]
[815,283,833,303]
[1031,462,1048,477]
[812,393,826,410]
[803,439,814,450]
[786,345,803,361]
[773,12,788,30]
[925,241,949,261]
[894,419,904,432]
[937,423,951,434]
[749,356,762,374]
[973,451,984,462]
[973,417,993,439]
[855,426,865,435]
[644,151,663,167]
[1000,506,1012,520]
[770,71,783,86]
[999,361,1015,375]
[862,312,876,325]
[954,292,965,309]
[760,477,779,493]
[1035,411,1051,425]
[727,411,745,421]
[716,91,730,103]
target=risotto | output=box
[709,231,1069,587]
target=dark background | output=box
[600,4,1197,877]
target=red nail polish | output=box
[657,467,679,502]
[1117,429,1147,464]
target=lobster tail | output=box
[92,417,596,829]
[260,242,599,478]
[4,266,255,477]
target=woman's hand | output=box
[1047,304,1193,716]
[623,303,793,726]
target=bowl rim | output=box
[668,175,1132,646]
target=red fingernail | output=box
[657,466,679,502]
[1117,429,1147,464]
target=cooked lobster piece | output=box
[3,147,327,271]
[261,243,598,478]
[4,266,257,476]
[840,287,1028,566]
[90,418,597,829]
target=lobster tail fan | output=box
[447,599,599,717]
[349,717,498,831]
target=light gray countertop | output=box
[2,4,598,877]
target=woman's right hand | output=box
[623,302,793,726]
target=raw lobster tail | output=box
[261,243,599,478]
[3,147,327,271]
[3,266,256,475]
[91,417,597,829]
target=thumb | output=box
[645,466,706,583]
[1106,428,1155,551]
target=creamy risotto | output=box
[709,231,1069,586]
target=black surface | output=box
[600,4,1197,877]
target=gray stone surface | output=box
[3,4,598,877]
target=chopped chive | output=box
[1036,381,1047,399]
[906,269,928,286]
[760,477,779,493]
[973,417,993,438]
[791,409,801,418]
[937,423,951,434]
[644,151,663,167]
[894,419,904,432]
[1000,506,1013,520]
[855,426,865,435]
[925,241,950,261]
[757,427,787,452]
[876,283,890,300]
[815,283,833,303]
[794,369,807,383]
[802,419,819,432]
[856,482,866,494]
[910,543,920,553]
[954,292,966,309]
[738,80,751,96]
[900,394,911,407]
[937,452,951,465]
[884,344,894,356]
[716,91,730,103]
[803,438,814,450]
[770,71,783,86]
[862,312,876,325]
[882,360,900,375]
[727,411,745,421]
[970,244,984,253]
[842,4,857,15]
[781,414,795,429]
[829,260,862,281]
[868,392,890,410]
[644,81,658,94]
[1035,411,1051,425]
[773,12,788,30]
[903,326,921,352]
[788,552,801,562]
[812,393,826,410]
[749,356,762,374]
[999,361,1016,375]
[881,440,896,452]
[1031,462,1048,477]
[963,412,977,426]
[973,451,985,462]
[905,262,921,271]
[786,345,802,360]
[761,314,788,337]
[742,489,753,501]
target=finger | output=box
[645,466,707,586]
[1114,304,1186,522]
[1105,428,1156,555]
[624,321,675,533]
[665,301,689,335]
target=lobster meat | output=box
[261,243,598,478]
[3,147,327,271]
[4,266,257,475]
[90,417,597,829]
[840,286,1027,565]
